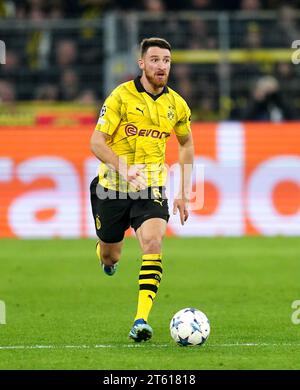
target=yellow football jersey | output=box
[95,77,191,192]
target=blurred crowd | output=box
[1,0,300,17]
[0,0,300,121]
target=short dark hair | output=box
[140,37,171,56]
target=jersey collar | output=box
[134,76,169,101]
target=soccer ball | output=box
[170,308,210,347]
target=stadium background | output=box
[0,0,300,373]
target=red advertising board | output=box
[0,122,299,237]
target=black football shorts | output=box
[90,177,170,243]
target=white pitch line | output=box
[0,343,299,351]
[211,343,300,347]
[0,344,169,350]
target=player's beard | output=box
[144,69,169,89]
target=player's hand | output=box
[126,164,147,191]
[173,198,189,225]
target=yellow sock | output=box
[134,254,162,322]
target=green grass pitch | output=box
[0,237,299,370]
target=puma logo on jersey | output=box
[136,107,144,115]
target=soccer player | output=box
[90,37,194,342]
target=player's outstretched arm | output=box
[173,133,194,225]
